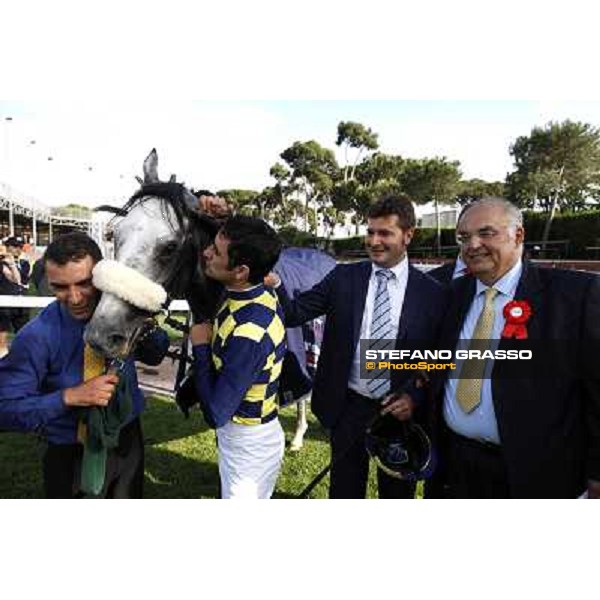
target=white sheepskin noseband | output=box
[92,259,168,313]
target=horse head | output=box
[84,149,224,358]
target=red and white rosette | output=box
[501,300,532,339]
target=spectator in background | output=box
[427,254,469,285]
[3,236,31,333]
[4,236,31,287]
[30,253,52,296]
[0,243,24,358]
[427,203,474,286]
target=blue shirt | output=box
[0,300,169,444]
[452,256,468,279]
[443,260,523,444]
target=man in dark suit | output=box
[427,204,474,286]
[427,255,468,286]
[437,197,600,498]
[268,195,447,498]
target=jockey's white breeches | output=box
[216,419,285,499]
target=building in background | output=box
[0,182,108,256]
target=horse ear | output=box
[143,148,160,184]
[182,188,200,213]
[169,174,176,183]
[135,175,143,186]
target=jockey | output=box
[0,242,24,358]
[0,232,169,498]
[190,215,286,499]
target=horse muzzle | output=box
[92,259,167,313]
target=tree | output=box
[266,162,297,226]
[269,162,289,203]
[257,185,285,226]
[280,140,339,234]
[506,120,600,246]
[355,152,404,189]
[399,157,462,254]
[217,189,260,216]
[336,121,379,182]
[455,178,505,205]
[330,151,405,234]
[53,203,93,218]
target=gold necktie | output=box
[84,344,105,380]
[456,287,499,413]
[77,344,106,442]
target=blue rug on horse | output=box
[274,247,336,406]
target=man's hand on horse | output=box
[263,272,281,288]
[380,392,415,421]
[63,374,120,407]
[190,322,213,345]
[197,195,231,218]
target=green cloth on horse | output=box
[80,372,133,496]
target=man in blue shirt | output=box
[0,232,169,498]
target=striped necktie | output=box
[456,287,499,413]
[367,269,394,398]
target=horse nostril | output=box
[109,333,127,348]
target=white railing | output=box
[1,264,440,310]
[0,296,191,311]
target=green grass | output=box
[0,395,400,498]
[156,314,186,342]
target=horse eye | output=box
[157,241,179,262]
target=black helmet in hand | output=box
[366,415,433,481]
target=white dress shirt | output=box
[443,259,523,444]
[348,257,409,398]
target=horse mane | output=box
[126,181,224,237]
[127,182,190,230]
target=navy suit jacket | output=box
[435,263,600,497]
[427,262,456,286]
[277,260,448,429]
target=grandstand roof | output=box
[0,181,92,226]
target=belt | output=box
[448,429,502,454]
[347,388,385,403]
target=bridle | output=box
[95,186,224,373]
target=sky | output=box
[3,100,600,209]
[2,1,600,210]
